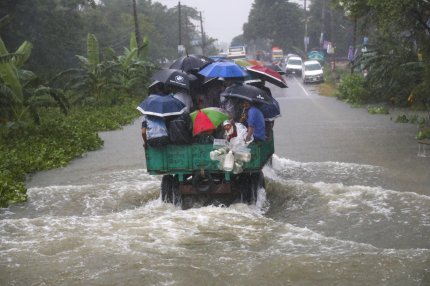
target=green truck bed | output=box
[145,137,274,175]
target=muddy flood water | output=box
[1,79,429,285]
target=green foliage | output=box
[0,100,140,207]
[394,114,428,125]
[244,0,303,51]
[338,0,430,109]
[1,36,69,124]
[54,33,154,104]
[335,74,369,104]
[367,106,389,114]
[416,128,430,140]
[355,44,423,106]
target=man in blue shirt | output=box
[240,100,266,143]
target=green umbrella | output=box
[190,107,230,128]
[234,58,253,67]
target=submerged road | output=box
[273,75,430,194]
[1,75,429,285]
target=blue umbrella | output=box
[259,96,281,120]
[198,61,248,78]
[137,94,186,117]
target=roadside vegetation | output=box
[0,32,150,207]
[0,1,220,207]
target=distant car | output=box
[285,56,303,76]
[302,60,324,84]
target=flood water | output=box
[1,78,429,285]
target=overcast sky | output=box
[154,0,254,45]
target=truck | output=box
[145,138,274,209]
[271,46,284,63]
[226,45,247,60]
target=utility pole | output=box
[304,0,308,57]
[320,0,326,50]
[351,16,357,74]
[330,7,336,71]
[178,2,182,46]
[200,11,206,55]
[132,0,142,55]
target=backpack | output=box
[146,116,169,147]
[168,112,192,144]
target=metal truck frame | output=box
[145,137,274,208]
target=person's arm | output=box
[141,127,148,148]
[141,119,148,148]
[246,126,254,142]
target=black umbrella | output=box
[220,83,272,104]
[151,69,190,90]
[169,54,214,72]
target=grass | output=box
[318,82,336,96]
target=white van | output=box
[302,60,324,84]
[285,56,302,76]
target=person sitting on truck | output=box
[221,81,245,121]
[200,78,223,108]
[223,120,247,146]
[240,99,266,143]
[141,115,170,148]
[169,85,194,113]
[245,79,275,140]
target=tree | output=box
[244,0,303,53]
[0,0,96,77]
[333,0,430,107]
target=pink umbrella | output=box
[246,65,288,88]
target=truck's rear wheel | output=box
[161,175,181,205]
[250,171,265,204]
[238,171,265,204]
[192,171,214,193]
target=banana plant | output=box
[106,32,154,97]
[0,38,25,107]
[54,33,121,104]
[0,37,68,124]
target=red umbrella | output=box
[193,110,216,135]
[247,65,288,88]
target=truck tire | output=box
[161,175,180,205]
[192,171,214,193]
[238,171,265,204]
[250,171,265,204]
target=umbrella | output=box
[169,54,214,72]
[259,96,281,120]
[247,59,264,66]
[190,107,229,127]
[151,69,190,90]
[192,111,215,135]
[221,83,272,104]
[137,94,186,117]
[198,61,248,78]
[234,59,253,67]
[247,65,288,88]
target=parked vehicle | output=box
[302,60,324,84]
[227,45,247,60]
[285,56,303,76]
